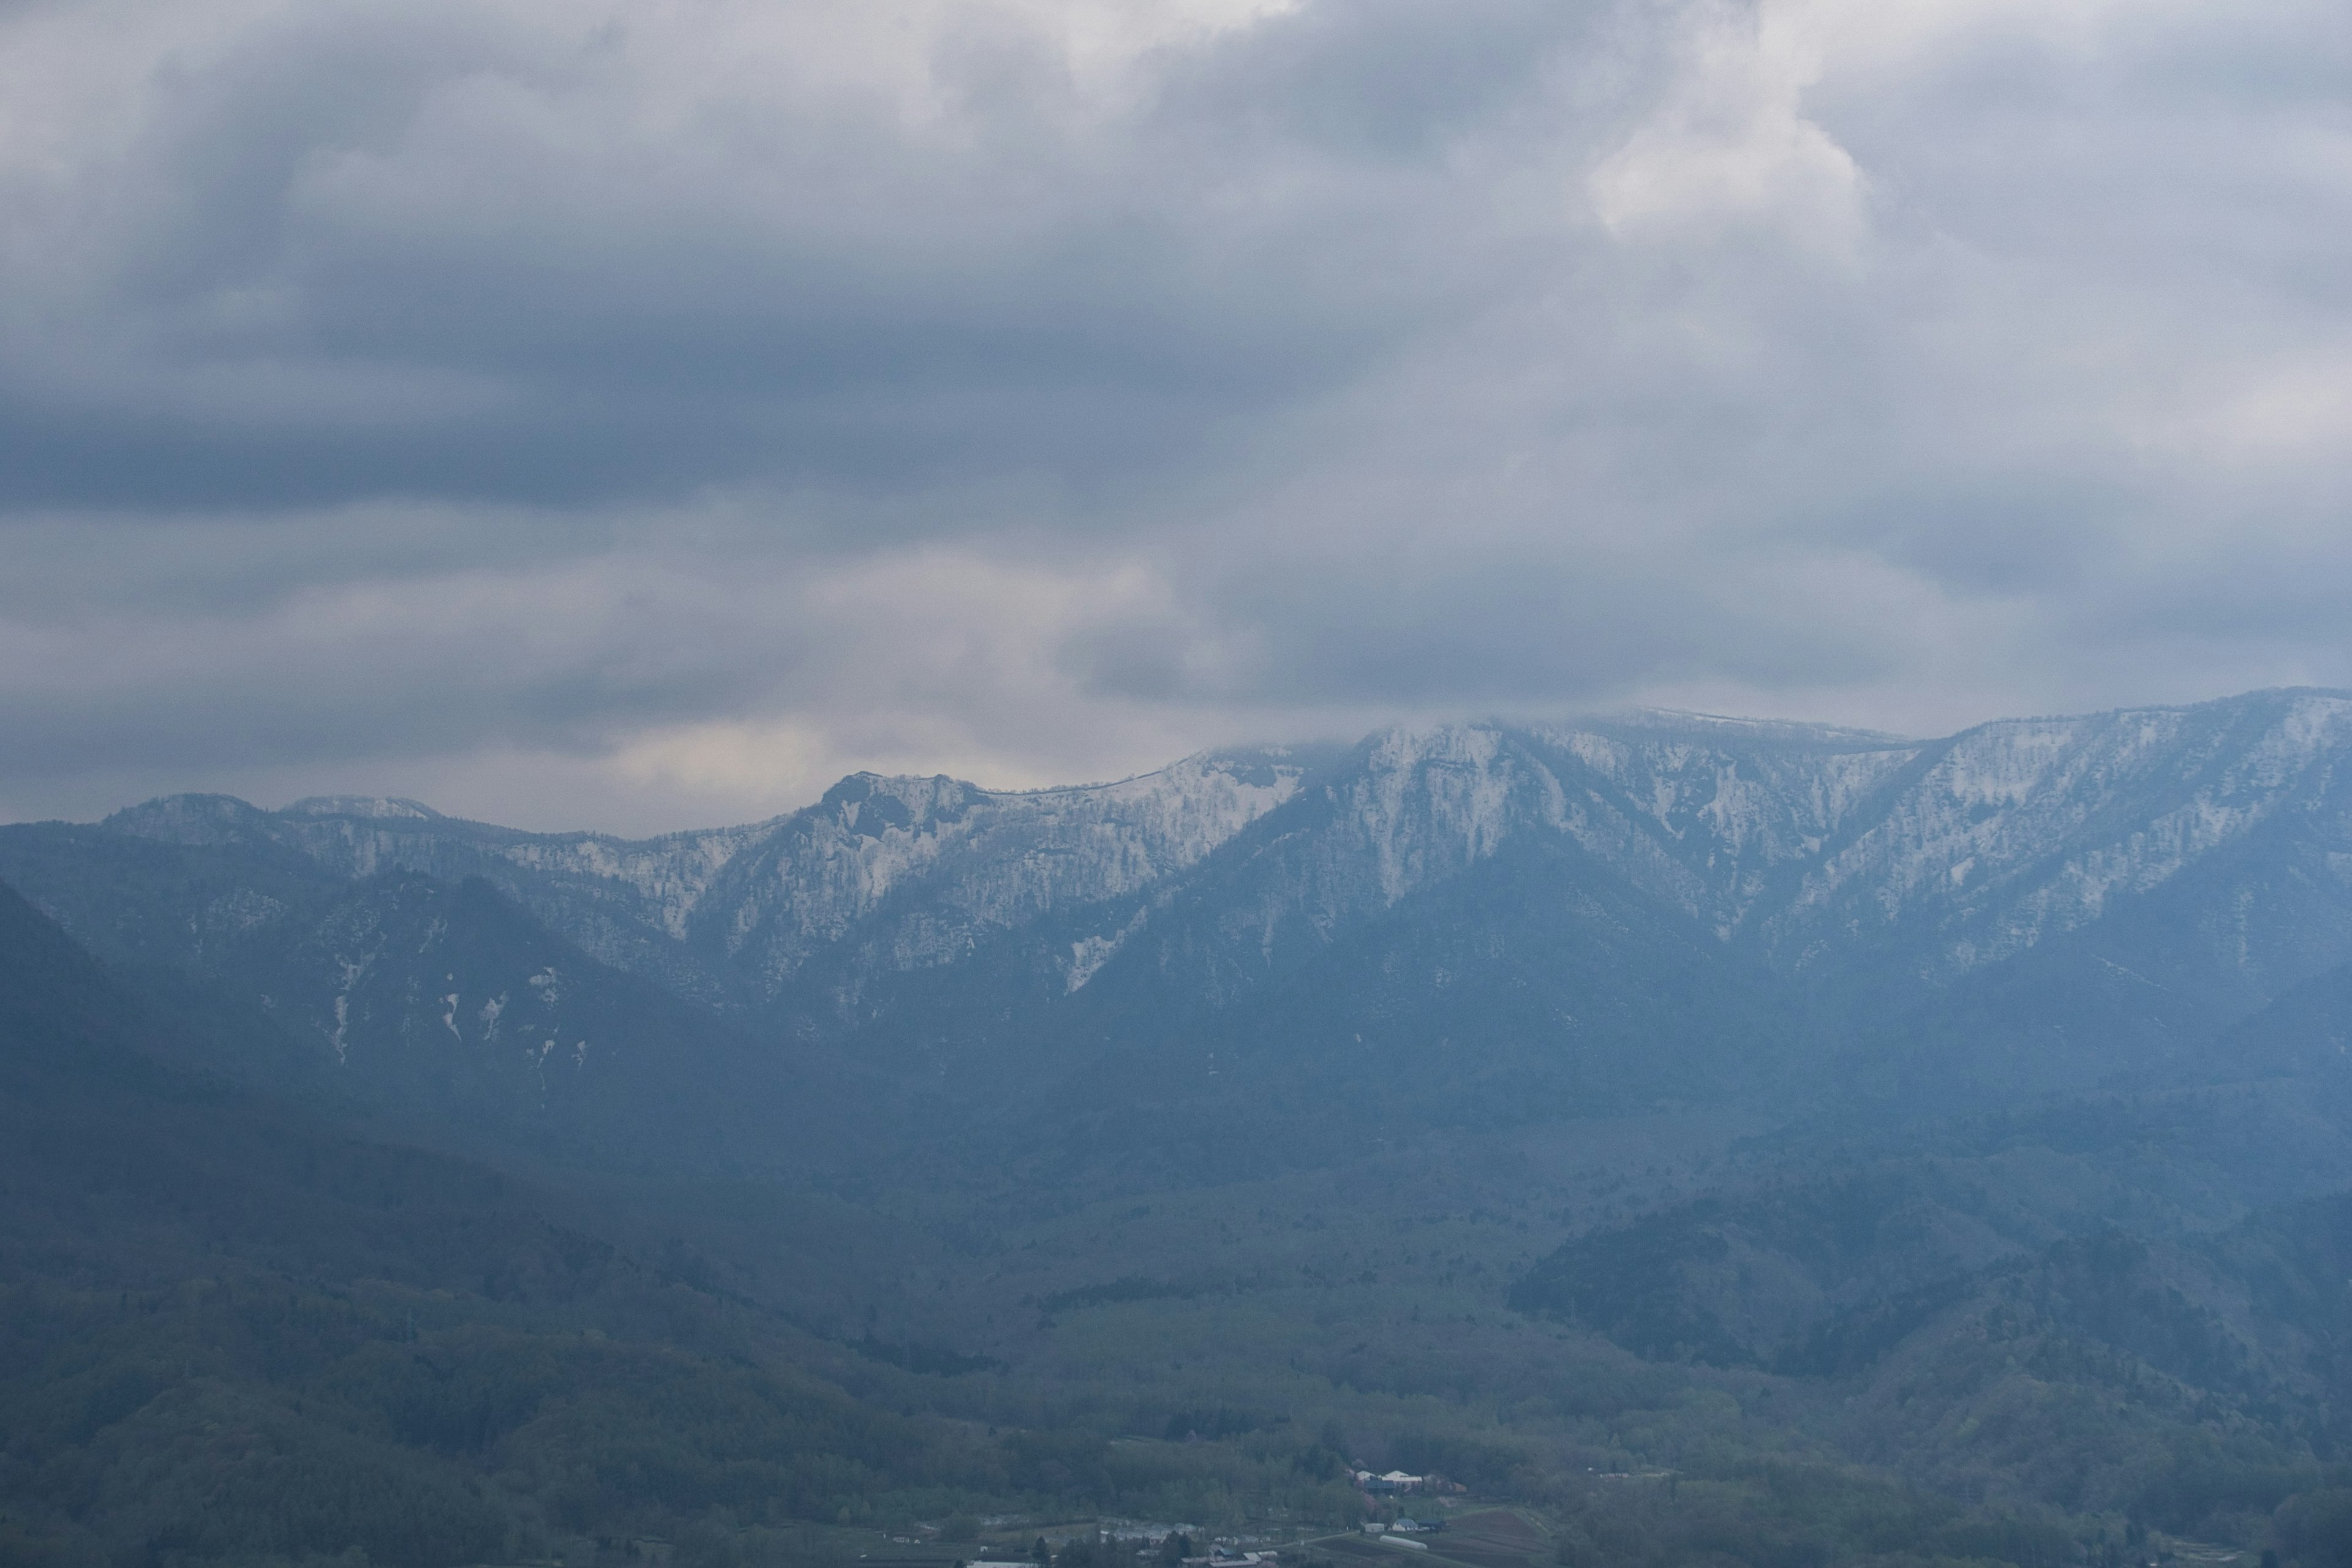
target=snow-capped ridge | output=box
[62,687,2352,1015]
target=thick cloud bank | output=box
[2,0,2350,829]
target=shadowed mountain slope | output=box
[0,827,862,1177]
[0,879,995,1568]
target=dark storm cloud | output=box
[0,543,818,772]
[2,0,2351,830]
[1152,0,1612,157]
[0,0,1620,513]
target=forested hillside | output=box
[0,881,1398,1566]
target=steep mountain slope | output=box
[971,741,1813,1161]
[0,826,853,1175]
[1773,690,2352,995]
[94,747,1325,1015]
[2215,948,2352,1080]
[687,752,1332,1012]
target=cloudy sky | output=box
[3,0,2350,832]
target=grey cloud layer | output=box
[4,0,1594,505]
[4,0,2351,829]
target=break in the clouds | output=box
[3,0,2351,831]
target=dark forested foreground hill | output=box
[0,881,993,1567]
[10,690,2352,1568]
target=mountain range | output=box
[9,687,2352,1568]
[9,688,2352,1174]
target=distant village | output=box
[1354,1469,1454,1498]
[1350,1468,1465,1539]
[935,1463,1472,1568]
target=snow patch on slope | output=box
[1774,693,2352,972]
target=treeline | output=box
[1537,1458,2352,1568]
[0,1274,952,1567]
[0,1268,1389,1568]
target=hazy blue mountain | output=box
[2214,950,2352,1080]
[13,688,2352,1171]
[0,825,855,1175]
[1506,1071,2352,1529]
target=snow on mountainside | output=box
[1768,690,2352,976]
[1297,693,2352,989]
[689,749,1319,994]
[992,718,1928,1019]
[1196,717,1912,942]
[99,747,1323,1008]
[81,690,2352,1017]
[1194,715,1917,942]
[23,688,2352,1150]
[1532,719,1923,936]
[1012,693,2352,1020]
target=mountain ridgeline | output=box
[10,689,2352,1166]
[9,689,2352,1568]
